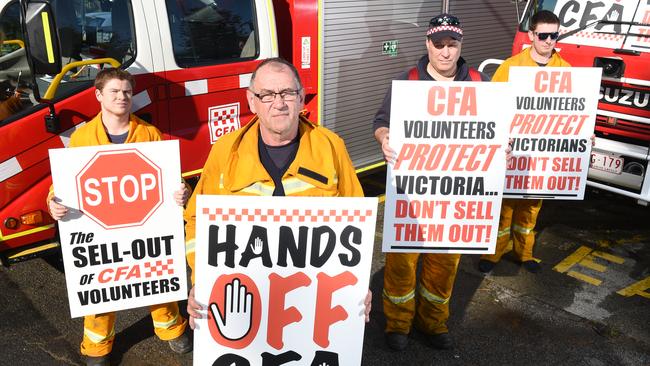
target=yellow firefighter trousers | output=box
[80,302,187,357]
[481,198,543,264]
[383,252,461,335]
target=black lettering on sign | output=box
[277,226,308,268]
[212,354,250,366]
[239,226,272,268]
[261,351,302,366]
[339,225,362,266]
[310,226,336,267]
[208,224,238,268]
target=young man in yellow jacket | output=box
[47,69,190,366]
[479,10,570,274]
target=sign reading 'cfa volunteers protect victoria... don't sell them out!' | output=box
[49,140,187,318]
[383,80,511,254]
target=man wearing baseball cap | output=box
[373,13,488,352]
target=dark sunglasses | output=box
[535,32,559,41]
[430,15,460,27]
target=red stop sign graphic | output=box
[76,149,163,229]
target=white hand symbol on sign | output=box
[209,278,254,340]
[251,237,263,255]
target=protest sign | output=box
[383,81,510,254]
[505,67,600,199]
[49,140,187,318]
[194,195,377,366]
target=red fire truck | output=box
[491,0,650,205]
[6,0,520,263]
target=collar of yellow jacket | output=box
[223,114,325,192]
[521,46,566,67]
[86,112,143,144]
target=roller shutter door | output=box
[448,0,520,76]
[321,0,443,168]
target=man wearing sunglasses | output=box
[478,10,570,275]
[373,13,488,352]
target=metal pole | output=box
[442,0,449,13]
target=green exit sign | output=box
[382,40,398,56]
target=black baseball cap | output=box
[427,13,463,42]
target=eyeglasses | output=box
[429,14,460,27]
[535,32,559,41]
[251,88,302,103]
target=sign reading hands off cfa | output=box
[49,140,187,317]
[194,195,377,366]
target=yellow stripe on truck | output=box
[266,0,278,55]
[41,12,55,63]
[7,242,59,259]
[0,224,55,241]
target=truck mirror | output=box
[21,0,62,76]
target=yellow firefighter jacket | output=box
[492,47,571,82]
[69,112,162,147]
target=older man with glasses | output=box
[184,57,371,328]
[478,10,570,275]
[373,13,489,352]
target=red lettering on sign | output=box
[313,271,357,348]
[428,86,477,116]
[534,70,572,93]
[267,272,311,349]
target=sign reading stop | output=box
[76,149,163,229]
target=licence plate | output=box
[590,152,623,174]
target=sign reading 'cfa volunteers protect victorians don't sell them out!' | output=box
[504,67,600,200]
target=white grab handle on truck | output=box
[478,58,504,72]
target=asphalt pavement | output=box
[1,178,649,365]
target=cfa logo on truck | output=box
[76,149,163,229]
[209,102,241,143]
